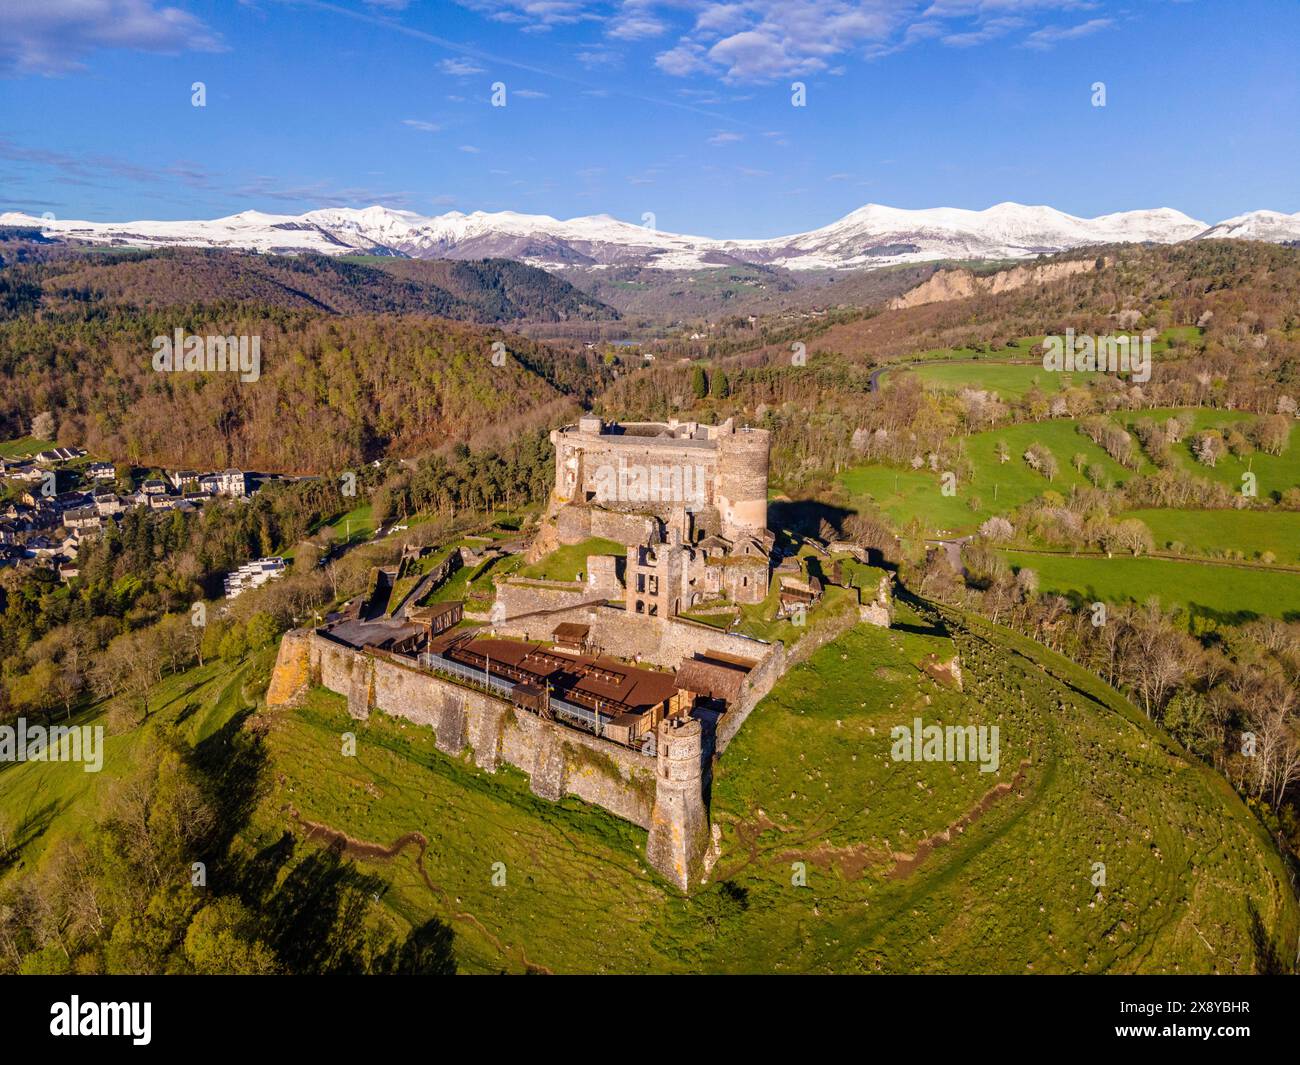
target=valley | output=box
[1,229,1299,978]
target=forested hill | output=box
[360,257,616,322]
[0,245,617,323]
[0,281,617,474]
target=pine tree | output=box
[691,364,708,399]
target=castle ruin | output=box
[548,416,774,614]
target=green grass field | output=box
[1125,508,1300,565]
[1114,410,1300,501]
[294,501,377,555]
[0,652,267,881]
[0,436,56,459]
[421,550,523,611]
[842,419,1135,535]
[1000,550,1300,621]
[841,401,1299,540]
[6,602,1294,973]
[905,336,1047,363]
[906,360,1063,399]
[888,329,1204,400]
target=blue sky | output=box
[1,0,1297,237]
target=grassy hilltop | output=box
[6,596,1277,974]
[4,591,1293,974]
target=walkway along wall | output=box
[268,629,708,891]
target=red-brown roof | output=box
[431,634,677,713]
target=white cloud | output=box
[1023,17,1114,49]
[456,0,600,31]
[694,3,750,36]
[655,41,713,77]
[609,13,668,40]
[402,119,443,132]
[439,57,487,75]
[638,1,1121,80]
[942,16,1027,47]
[0,0,223,75]
[576,46,623,68]
[708,130,744,145]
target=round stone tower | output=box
[716,425,770,540]
[646,715,709,892]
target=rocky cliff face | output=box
[889,256,1106,310]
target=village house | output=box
[34,447,86,465]
[5,463,46,484]
[62,506,103,533]
[206,469,249,497]
[26,535,59,557]
[93,491,125,516]
[170,469,200,492]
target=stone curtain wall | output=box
[269,631,666,851]
[555,504,658,547]
[267,600,861,886]
[714,643,787,752]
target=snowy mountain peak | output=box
[1196,209,1300,243]
[2,201,1291,271]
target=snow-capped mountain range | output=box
[3,202,1298,272]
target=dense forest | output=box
[0,244,628,470]
[0,245,616,322]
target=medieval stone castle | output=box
[268,415,891,891]
[549,415,775,615]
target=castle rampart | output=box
[269,628,708,890]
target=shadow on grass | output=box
[769,499,856,541]
[1248,899,1292,975]
[891,585,951,638]
[0,797,64,875]
[233,835,456,974]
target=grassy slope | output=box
[908,361,1065,399]
[842,418,1135,535]
[0,436,56,459]
[0,653,266,883]
[890,329,1202,400]
[842,410,1300,539]
[515,537,626,581]
[1115,411,1300,501]
[250,600,1296,973]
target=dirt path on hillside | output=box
[286,806,554,974]
[887,757,1032,878]
[714,754,1034,885]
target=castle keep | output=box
[549,416,774,612]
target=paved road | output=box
[925,535,973,574]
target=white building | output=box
[223,556,286,599]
